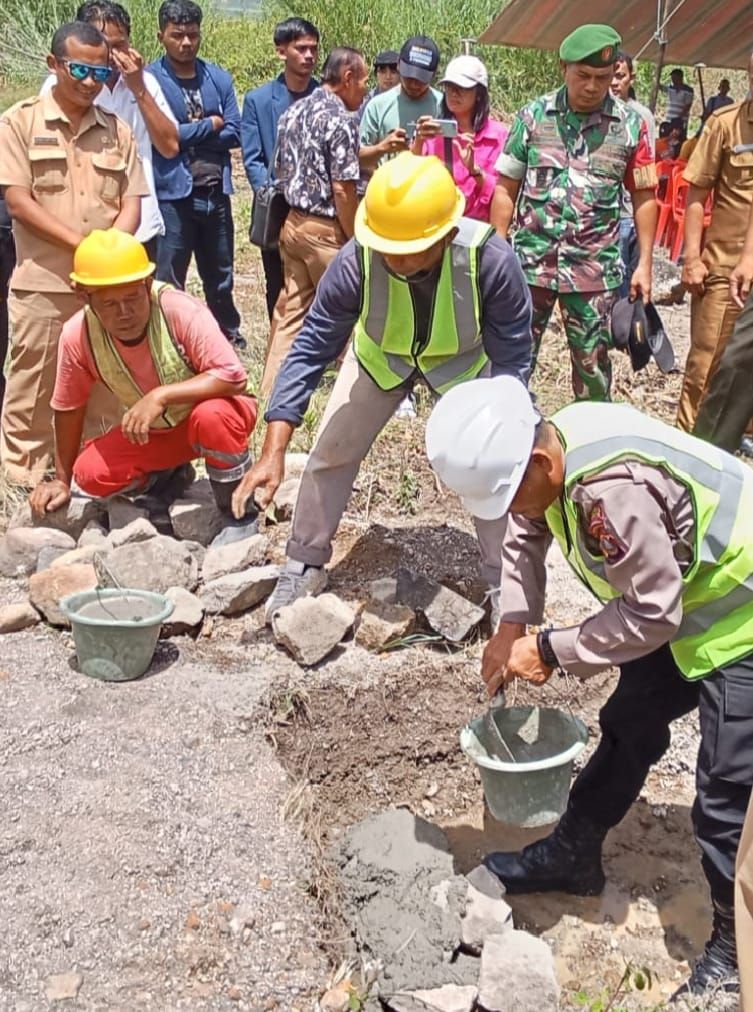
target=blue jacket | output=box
[147,55,241,200]
[241,73,318,192]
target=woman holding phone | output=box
[412,55,508,222]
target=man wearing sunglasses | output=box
[0,20,147,487]
[40,1,179,264]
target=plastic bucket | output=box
[60,588,174,682]
[460,706,588,828]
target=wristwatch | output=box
[537,629,559,669]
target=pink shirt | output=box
[423,117,509,222]
[52,288,247,412]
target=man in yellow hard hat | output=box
[231,151,533,618]
[29,229,259,547]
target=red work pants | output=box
[73,396,257,498]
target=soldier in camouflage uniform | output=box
[491,24,657,400]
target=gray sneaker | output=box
[265,559,327,623]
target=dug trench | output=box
[257,527,716,1008]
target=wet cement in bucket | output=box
[76,595,163,624]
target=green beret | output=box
[559,24,622,67]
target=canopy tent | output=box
[480,0,753,108]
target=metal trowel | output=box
[484,688,517,763]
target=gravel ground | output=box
[0,574,326,1011]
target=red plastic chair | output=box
[654,159,679,246]
[670,177,714,262]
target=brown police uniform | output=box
[0,89,148,483]
[677,100,753,433]
[499,458,753,914]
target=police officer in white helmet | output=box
[426,375,753,1000]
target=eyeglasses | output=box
[61,59,111,83]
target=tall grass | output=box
[0,0,561,114]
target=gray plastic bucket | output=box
[60,588,174,682]
[460,706,588,828]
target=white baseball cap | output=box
[425,377,538,519]
[440,55,489,90]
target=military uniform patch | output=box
[588,502,627,562]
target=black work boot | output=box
[209,475,259,548]
[133,464,196,534]
[484,809,607,896]
[672,900,739,1000]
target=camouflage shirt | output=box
[496,87,656,293]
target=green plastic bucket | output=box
[60,588,174,682]
[460,706,588,828]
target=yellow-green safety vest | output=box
[544,401,753,681]
[84,281,252,428]
[353,217,492,393]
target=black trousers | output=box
[0,221,15,416]
[260,245,283,321]
[569,644,753,907]
[694,287,753,452]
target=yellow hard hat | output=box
[355,152,466,254]
[70,229,156,286]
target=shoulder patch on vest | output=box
[588,502,627,562]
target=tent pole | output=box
[649,0,667,114]
[650,41,667,113]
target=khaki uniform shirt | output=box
[499,460,695,677]
[684,99,753,276]
[0,89,148,293]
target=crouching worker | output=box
[29,229,258,546]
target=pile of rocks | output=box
[0,465,488,668]
[328,809,559,1012]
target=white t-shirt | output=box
[40,72,176,242]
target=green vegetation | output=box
[0,0,561,114]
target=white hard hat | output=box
[425,377,537,519]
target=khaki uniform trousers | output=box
[260,209,346,399]
[286,346,508,587]
[738,789,753,1012]
[0,290,121,485]
[677,273,750,433]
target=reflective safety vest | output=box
[544,401,753,681]
[84,282,253,428]
[353,217,492,393]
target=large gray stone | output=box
[107,497,149,531]
[477,931,559,1012]
[100,536,199,593]
[0,601,41,634]
[396,568,484,642]
[270,478,300,522]
[201,533,267,583]
[50,545,109,570]
[0,528,76,578]
[200,566,279,616]
[106,517,158,549]
[77,523,108,549]
[162,586,204,636]
[272,593,355,666]
[35,546,72,573]
[388,984,478,1012]
[368,577,398,605]
[9,496,104,540]
[356,601,415,651]
[168,498,224,546]
[461,864,513,952]
[29,564,98,627]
